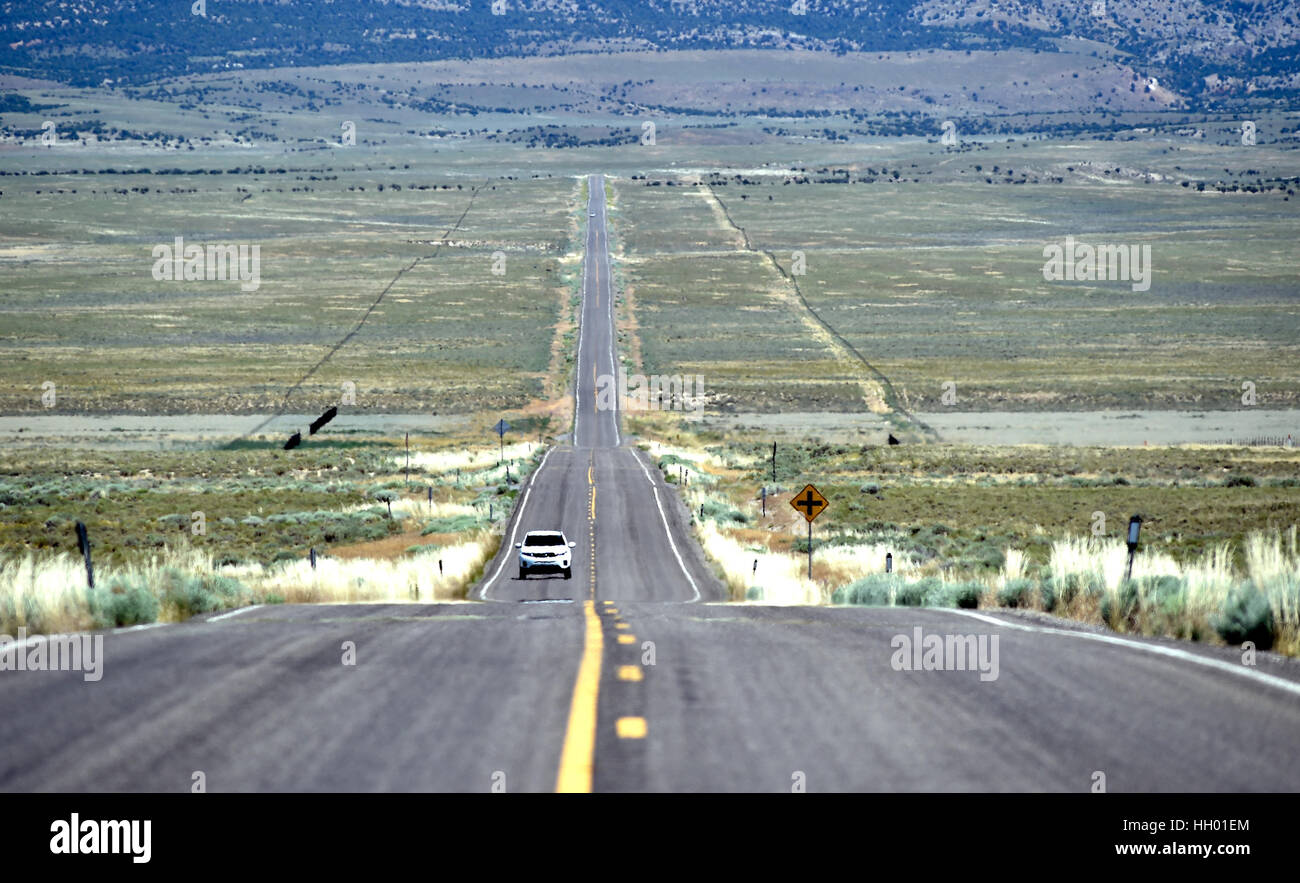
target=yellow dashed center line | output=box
[617,634,636,645]
[616,717,647,739]
[555,600,603,793]
[588,451,596,600]
[617,665,643,682]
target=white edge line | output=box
[945,608,1300,700]
[480,446,556,600]
[629,448,701,603]
[574,177,593,446]
[599,176,622,447]
[2,620,167,653]
[208,604,264,623]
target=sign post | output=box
[493,419,511,466]
[74,521,94,589]
[790,484,829,580]
[1125,514,1143,582]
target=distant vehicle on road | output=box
[516,530,575,580]
[589,211,596,217]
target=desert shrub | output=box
[998,578,1034,609]
[896,577,943,607]
[90,576,159,628]
[359,523,389,542]
[161,570,248,617]
[1212,582,1275,650]
[834,574,894,606]
[1101,580,1141,630]
[421,514,480,535]
[1141,575,1186,609]
[1038,579,1058,612]
[966,541,1006,571]
[701,499,748,524]
[1222,474,1256,488]
[938,581,983,609]
[1084,573,1108,598]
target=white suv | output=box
[516,530,575,580]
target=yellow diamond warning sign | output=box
[790,484,829,523]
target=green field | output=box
[1,52,1296,650]
[610,140,1300,419]
[0,167,582,415]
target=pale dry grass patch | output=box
[1048,535,1182,594]
[1244,526,1300,632]
[646,442,727,475]
[402,442,534,476]
[696,521,822,604]
[1001,547,1030,586]
[0,554,99,634]
[0,531,497,634]
[695,519,908,605]
[252,531,492,603]
[389,498,479,521]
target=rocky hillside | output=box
[0,0,1294,98]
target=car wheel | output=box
[563,567,572,580]
[517,569,526,580]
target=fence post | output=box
[75,521,94,589]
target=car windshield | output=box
[524,533,564,548]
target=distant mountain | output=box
[1,0,1295,99]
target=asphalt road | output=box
[2,174,1298,793]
